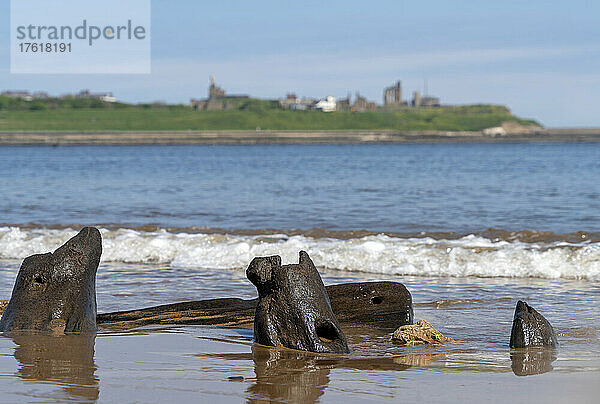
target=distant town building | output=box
[313,95,337,112]
[412,91,440,107]
[420,96,440,107]
[2,89,117,102]
[412,91,421,107]
[279,93,315,110]
[278,93,299,109]
[75,89,116,103]
[290,102,308,111]
[100,94,116,103]
[1,90,33,101]
[336,94,351,112]
[383,81,403,105]
[32,91,49,100]
[353,93,377,111]
[191,76,249,111]
[208,75,226,99]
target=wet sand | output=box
[1,128,600,145]
[0,326,598,403]
[0,266,598,402]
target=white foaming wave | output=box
[0,226,598,280]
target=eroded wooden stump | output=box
[96,282,413,331]
[2,282,413,332]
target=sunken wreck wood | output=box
[247,252,349,353]
[1,284,413,332]
[509,300,558,348]
[0,227,101,333]
[91,281,413,331]
[327,281,413,329]
[96,298,257,330]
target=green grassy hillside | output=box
[0,96,539,132]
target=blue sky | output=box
[1,0,599,127]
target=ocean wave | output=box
[0,226,598,280]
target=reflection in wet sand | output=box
[510,347,557,376]
[245,345,419,403]
[199,344,429,403]
[248,346,331,403]
[12,334,99,401]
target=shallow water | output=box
[1,328,598,404]
[0,269,598,403]
[0,144,599,402]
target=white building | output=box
[1,91,33,101]
[76,90,116,103]
[314,95,336,112]
[99,94,117,103]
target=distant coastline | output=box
[1,129,599,145]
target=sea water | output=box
[0,143,598,402]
